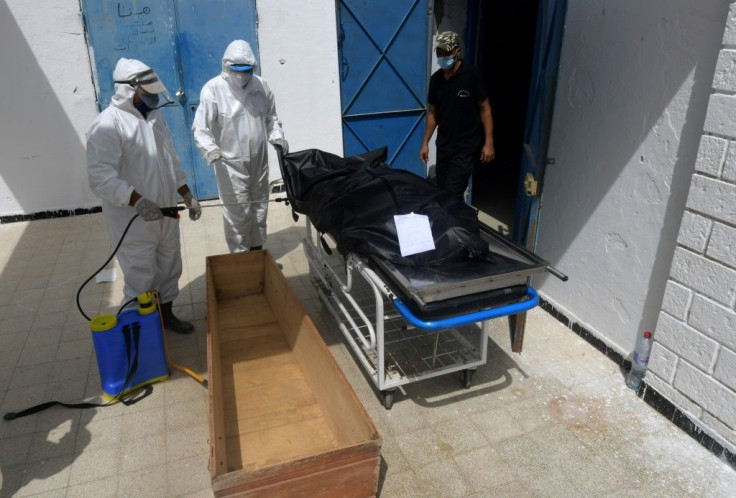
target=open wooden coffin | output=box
[206,250,382,497]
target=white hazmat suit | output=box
[193,40,286,253]
[86,58,189,307]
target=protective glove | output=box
[183,192,202,221]
[205,149,223,164]
[134,197,163,221]
[269,137,289,155]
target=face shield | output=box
[115,68,174,109]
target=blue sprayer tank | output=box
[89,292,169,400]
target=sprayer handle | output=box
[160,206,186,219]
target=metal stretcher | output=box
[301,215,565,409]
[273,145,566,408]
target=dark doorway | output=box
[469,1,540,238]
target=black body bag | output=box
[280,147,495,267]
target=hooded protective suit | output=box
[86,58,187,305]
[192,40,286,252]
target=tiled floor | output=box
[1,197,735,497]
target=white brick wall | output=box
[725,145,736,181]
[655,313,719,372]
[661,280,693,321]
[676,211,712,252]
[695,135,727,176]
[674,363,736,428]
[648,341,679,383]
[715,348,736,391]
[714,49,736,92]
[689,295,736,350]
[707,222,736,268]
[669,247,736,306]
[649,5,736,452]
[685,176,736,227]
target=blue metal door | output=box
[81,0,258,200]
[337,0,431,177]
[513,0,567,247]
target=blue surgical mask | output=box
[437,56,456,71]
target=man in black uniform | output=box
[419,31,495,199]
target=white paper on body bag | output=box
[94,268,117,283]
[394,212,435,257]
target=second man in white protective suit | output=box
[192,40,288,253]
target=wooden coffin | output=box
[206,250,382,497]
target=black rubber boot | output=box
[160,302,194,334]
[248,246,281,268]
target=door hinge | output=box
[524,173,539,196]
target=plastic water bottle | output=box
[626,331,653,391]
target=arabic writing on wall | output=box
[115,2,155,50]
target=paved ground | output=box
[1,197,735,497]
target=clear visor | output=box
[137,86,174,107]
[115,69,174,105]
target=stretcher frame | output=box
[302,218,540,409]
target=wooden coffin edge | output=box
[206,251,382,496]
[212,440,382,497]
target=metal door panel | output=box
[175,1,259,98]
[514,0,567,247]
[338,0,430,177]
[82,0,258,200]
[82,0,197,199]
[174,0,258,199]
[82,1,180,110]
[509,0,567,353]
[343,112,425,168]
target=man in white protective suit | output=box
[192,39,288,253]
[86,58,202,334]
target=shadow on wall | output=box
[0,2,95,217]
[535,1,729,350]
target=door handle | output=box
[522,143,539,196]
[524,173,538,196]
[176,89,185,99]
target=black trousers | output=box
[436,147,479,199]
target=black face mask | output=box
[137,90,160,109]
[133,88,161,118]
[133,100,152,118]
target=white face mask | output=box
[230,71,253,88]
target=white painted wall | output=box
[256,0,343,180]
[0,0,344,217]
[0,0,100,216]
[535,0,729,354]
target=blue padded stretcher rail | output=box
[392,288,540,331]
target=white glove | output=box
[205,149,223,164]
[270,137,289,155]
[134,197,163,221]
[183,192,202,221]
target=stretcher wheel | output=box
[382,389,397,410]
[462,369,476,389]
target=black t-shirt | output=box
[428,62,488,152]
